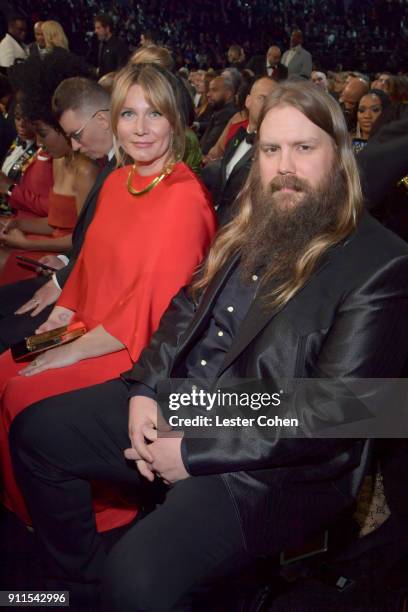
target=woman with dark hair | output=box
[0,48,98,283]
[0,63,216,533]
[351,89,389,153]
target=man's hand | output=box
[19,341,81,376]
[0,227,28,249]
[15,280,62,317]
[35,305,74,334]
[125,433,189,485]
[127,396,160,481]
[37,255,67,276]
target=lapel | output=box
[222,127,251,186]
[217,243,340,376]
[171,254,240,371]
[76,157,116,226]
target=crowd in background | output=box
[1,0,408,72]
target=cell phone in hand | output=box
[15,255,58,272]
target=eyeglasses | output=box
[69,109,109,143]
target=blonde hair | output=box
[193,81,364,307]
[111,63,185,166]
[42,20,69,50]
[130,46,174,71]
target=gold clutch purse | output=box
[11,322,87,362]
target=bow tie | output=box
[245,131,256,145]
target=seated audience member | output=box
[139,29,158,47]
[200,75,238,154]
[28,22,47,60]
[194,71,215,136]
[130,46,201,173]
[0,63,216,535]
[281,29,312,79]
[339,76,369,132]
[0,53,98,283]
[358,106,408,241]
[203,76,277,224]
[351,89,389,153]
[311,70,328,91]
[330,71,349,100]
[246,45,288,81]
[94,13,129,78]
[0,77,115,353]
[0,15,28,69]
[9,81,408,610]
[226,44,246,71]
[41,21,69,52]
[0,75,17,162]
[190,69,206,109]
[371,72,393,96]
[0,101,38,215]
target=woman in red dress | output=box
[0,63,217,531]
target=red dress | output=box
[0,162,216,532]
[9,152,53,219]
[0,191,78,286]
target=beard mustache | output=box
[240,162,348,290]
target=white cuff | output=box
[57,254,69,265]
[51,273,61,290]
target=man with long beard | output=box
[9,82,408,610]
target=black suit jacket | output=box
[55,158,116,288]
[201,127,253,224]
[124,213,408,555]
[357,118,408,240]
[246,55,288,80]
[200,102,238,155]
[97,36,129,77]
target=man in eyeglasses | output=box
[0,78,115,352]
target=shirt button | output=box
[252,274,258,281]
[227,306,234,312]
[218,330,224,337]
[200,359,207,366]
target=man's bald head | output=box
[267,46,281,67]
[340,78,369,111]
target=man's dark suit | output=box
[124,212,408,555]
[201,126,253,225]
[200,102,238,155]
[246,55,288,80]
[0,158,116,350]
[96,36,129,77]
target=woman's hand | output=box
[0,171,13,194]
[15,280,62,317]
[36,306,74,334]
[0,227,28,249]
[19,341,81,376]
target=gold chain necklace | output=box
[127,160,175,196]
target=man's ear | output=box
[245,95,251,112]
[96,111,110,130]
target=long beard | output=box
[240,164,348,289]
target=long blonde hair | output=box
[110,63,185,166]
[42,21,69,50]
[193,81,364,307]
